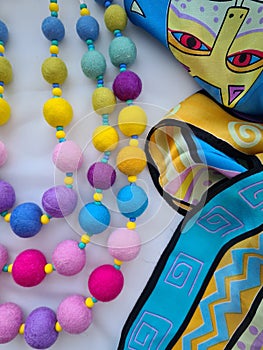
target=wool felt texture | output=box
[0,303,23,344]
[41,57,68,85]
[0,98,11,125]
[0,141,7,167]
[119,1,263,349]
[116,145,146,175]
[92,86,116,115]
[113,70,141,101]
[109,36,137,67]
[0,57,12,85]
[0,180,15,213]
[78,202,111,235]
[92,125,119,152]
[41,16,65,42]
[81,50,106,80]
[87,162,116,190]
[52,140,83,173]
[43,97,73,128]
[107,228,141,261]
[116,184,148,218]
[0,244,8,271]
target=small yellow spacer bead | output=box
[81,234,90,245]
[49,3,59,12]
[0,45,5,54]
[56,130,66,140]
[0,85,4,95]
[85,297,95,309]
[80,8,90,16]
[7,264,13,273]
[50,45,59,55]
[129,138,139,147]
[93,192,103,202]
[127,221,137,230]
[41,214,50,225]
[44,263,54,274]
[64,176,74,186]
[4,212,11,222]
[52,87,62,97]
[19,323,25,335]
[114,259,123,266]
[128,175,137,183]
[55,321,63,332]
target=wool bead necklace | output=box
[0,1,149,349]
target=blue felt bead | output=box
[76,16,99,42]
[41,16,65,42]
[81,50,106,80]
[78,202,110,235]
[109,36,137,67]
[117,184,148,218]
[0,20,8,44]
[10,202,43,238]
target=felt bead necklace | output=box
[0,1,149,349]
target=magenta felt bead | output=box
[42,186,78,218]
[0,180,16,213]
[0,244,8,271]
[107,228,141,261]
[24,307,58,349]
[52,240,86,276]
[0,303,23,344]
[12,249,47,287]
[87,162,116,190]
[0,141,7,167]
[88,264,124,302]
[57,295,92,334]
[113,70,142,101]
[52,140,83,173]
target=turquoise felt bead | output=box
[81,50,106,80]
[78,202,110,235]
[109,36,137,67]
[117,184,148,218]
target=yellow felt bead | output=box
[85,297,95,308]
[56,130,66,139]
[114,259,123,266]
[93,192,103,202]
[4,212,11,222]
[19,324,25,335]
[7,264,13,273]
[127,221,136,230]
[128,175,137,183]
[80,8,90,16]
[118,105,147,137]
[43,97,73,127]
[41,214,50,225]
[0,98,11,125]
[0,85,4,94]
[117,146,146,176]
[64,176,74,185]
[129,138,139,147]
[0,56,12,84]
[44,264,54,274]
[92,87,116,115]
[104,4,128,32]
[55,322,63,332]
[49,3,59,12]
[0,45,5,54]
[52,87,62,97]
[50,45,59,55]
[92,125,119,152]
[81,234,90,245]
[41,57,68,84]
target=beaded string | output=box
[76,0,148,312]
[0,2,93,348]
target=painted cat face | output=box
[124,0,263,119]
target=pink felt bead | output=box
[88,264,124,302]
[0,244,8,271]
[0,141,7,168]
[0,303,23,344]
[12,249,47,287]
[107,228,141,261]
[52,240,86,276]
[57,295,92,334]
[52,140,83,173]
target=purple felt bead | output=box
[57,294,92,334]
[24,307,58,349]
[113,70,142,101]
[0,303,23,344]
[42,185,78,218]
[52,240,86,276]
[107,228,141,261]
[0,180,15,213]
[0,141,7,168]
[87,162,116,190]
[0,244,8,271]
